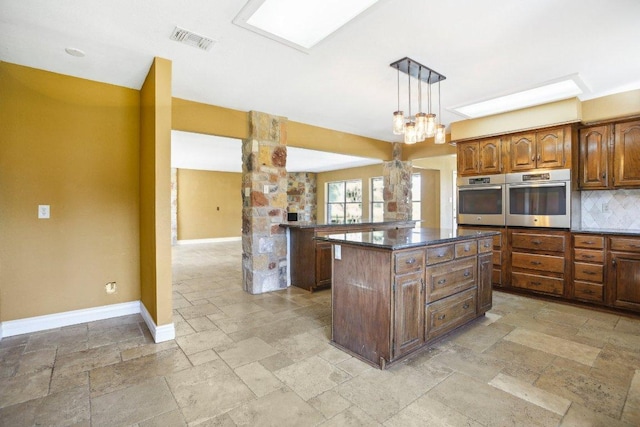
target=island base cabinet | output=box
[393,272,425,358]
[426,288,477,341]
[478,253,493,314]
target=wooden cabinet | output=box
[285,221,414,291]
[578,120,640,189]
[609,236,640,311]
[329,232,494,369]
[457,137,503,176]
[613,120,640,187]
[508,127,570,172]
[572,235,605,303]
[509,229,569,297]
[393,249,425,358]
[457,225,506,288]
[578,125,610,189]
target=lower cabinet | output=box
[426,288,477,341]
[572,234,605,303]
[609,237,640,311]
[478,252,493,314]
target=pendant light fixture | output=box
[390,57,446,144]
[434,79,446,144]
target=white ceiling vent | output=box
[170,26,216,51]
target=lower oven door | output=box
[457,185,505,226]
[506,181,570,228]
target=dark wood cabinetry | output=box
[457,226,506,288]
[509,229,569,297]
[613,120,640,187]
[284,221,414,291]
[578,119,640,189]
[328,231,494,368]
[609,237,640,311]
[508,126,570,172]
[572,235,605,303]
[457,137,503,176]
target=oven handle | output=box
[507,182,567,188]
[458,186,503,191]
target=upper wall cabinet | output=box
[613,120,640,187]
[457,137,503,176]
[579,125,610,189]
[508,126,571,172]
[578,119,640,189]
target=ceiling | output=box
[2,0,640,148]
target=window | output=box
[412,173,421,223]
[327,180,362,223]
[371,176,384,222]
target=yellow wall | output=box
[414,169,440,228]
[316,164,384,222]
[413,156,458,229]
[177,169,242,239]
[0,62,141,321]
[582,89,640,123]
[139,58,173,327]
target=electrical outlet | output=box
[38,205,50,219]
[105,282,117,294]
[602,202,610,212]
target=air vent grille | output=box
[170,26,215,51]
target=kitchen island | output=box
[319,228,498,369]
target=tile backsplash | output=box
[580,189,640,230]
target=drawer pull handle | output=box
[530,261,542,266]
[531,281,542,286]
[582,255,595,259]
[406,258,416,265]
[484,243,491,248]
[583,271,596,275]
[437,279,447,285]
[462,303,470,309]
[438,314,446,320]
[463,271,471,277]
[532,240,542,245]
[437,253,445,258]
[584,241,595,245]
[583,289,594,294]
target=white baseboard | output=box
[0,301,141,338]
[140,303,176,343]
[0,301,176,343]
[176,237,241,245]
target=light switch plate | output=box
[334,245,341,260]
[38,205,50,219]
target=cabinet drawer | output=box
[574,235,604,249]
[574,262,604,282]
[610,237,640,253]
[512,272,564,295]
[574,249,604,263]
[426,288,477,341]
[574,281,604,302]
[492,268,502,286]
[395,250,425,275]
[426,257,476,302]
[455,241,477,258]
[492,250,502,266]
[426,244,454,265]
[512,233,565,252]
[512,252,564,273]
[478,238,493,254]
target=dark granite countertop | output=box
[317,227,499,250]
[571,228,640,237]
[280,220,416,230]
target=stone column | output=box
[287,172,317,222]
[383,143,413,221]
[242,111,288,294]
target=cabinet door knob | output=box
[406,258,416,265]
[462,303,470,309]
[463,271,471,277]
[437,314,446,320]
[437,278,447,285]
[602,173,606,179]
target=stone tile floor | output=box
[1,240,640,426]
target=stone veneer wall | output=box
[383,143,413,221]
[241,111,288,294]
[287,172,317,222]
[580,189,640,230]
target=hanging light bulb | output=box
[434,80,446,144]
[425,80,436,137]
[404,121,417,144]
[414,69,426,141]
[392,68,404,135]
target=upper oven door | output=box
[457,184,506,226]
[506,180,571,228]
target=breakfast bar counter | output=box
[319,228,498,369]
